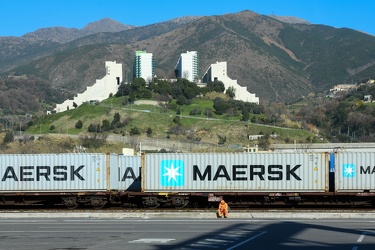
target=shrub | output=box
[75,120,83,129]
[130,127,140,135]
[217,135,226,145]
[3,131,14,144]
[173,116,181,124]
[80,134,107,148]
[147,127,153,137]
[88,123,100,133]
[189,108,202,115]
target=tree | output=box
[132,77,146,91]
[204,108,213,118]
[172,78,201,101]
[213,97,231,115]
[241,110,250,121]
[111,112,121,128]
[173,116,181,124]
[87,123,100,133]
[207,80,225,93]
[116,83,132,97]
[147,127,153,137]
[189,108,202,115]
[101,119,111,132]
[176,95,190,105]
[3,131,14,144]
[75,120,83,129]
[136,87,152,99]
[226,86,236,98]
[153,80,172,96]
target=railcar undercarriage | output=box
[0,192,374,209]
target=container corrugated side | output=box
[0,153,111,192]
[336,152,375,192]
[117,155,141,191]
[143,153,327,192]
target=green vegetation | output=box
[20,87,315,151]
[288,83,375,142]
[0,74,336,154]
[5,75,375,154]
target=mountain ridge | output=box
[1,10,375,116]
[21,18,135,43]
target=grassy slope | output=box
[24,97,315,151]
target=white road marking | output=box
[128,238,175,243]
[357,232,366,242]
[207,238,232,243]
[226,231,267,250]
[190,243,220,248]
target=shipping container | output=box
[0,153,119,192]
[336,152,375,192]
[117,155,141,191]
[143,153,328,192]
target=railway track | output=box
[0,204,374,213]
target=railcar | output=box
[0,152,374,208]
[137,152,375,208]
[0,153,120,208]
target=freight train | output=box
[0,152,374,208]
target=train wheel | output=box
[172,197,189,208]
[67,204,79,209]
[90,197,108,209]
[62,197,79,209]
[142,197,160,209]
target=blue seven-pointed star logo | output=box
[342,163,356,178]
[160,160,184,186]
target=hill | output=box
[0,95,315,154]
[21,18,135,44]
[0,17,200,73]
[1,10,375,117]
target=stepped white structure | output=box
[202,61,259,104]
[55,61,122,113]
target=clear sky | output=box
[1,0,374,37]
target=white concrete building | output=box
[175,51,199,82]
[54,61,122,113]
[133,51,154,82]
[202,61,259,104]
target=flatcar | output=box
[0,152,374,208]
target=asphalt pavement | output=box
[1,210,375,219]
[0,217,374,250]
